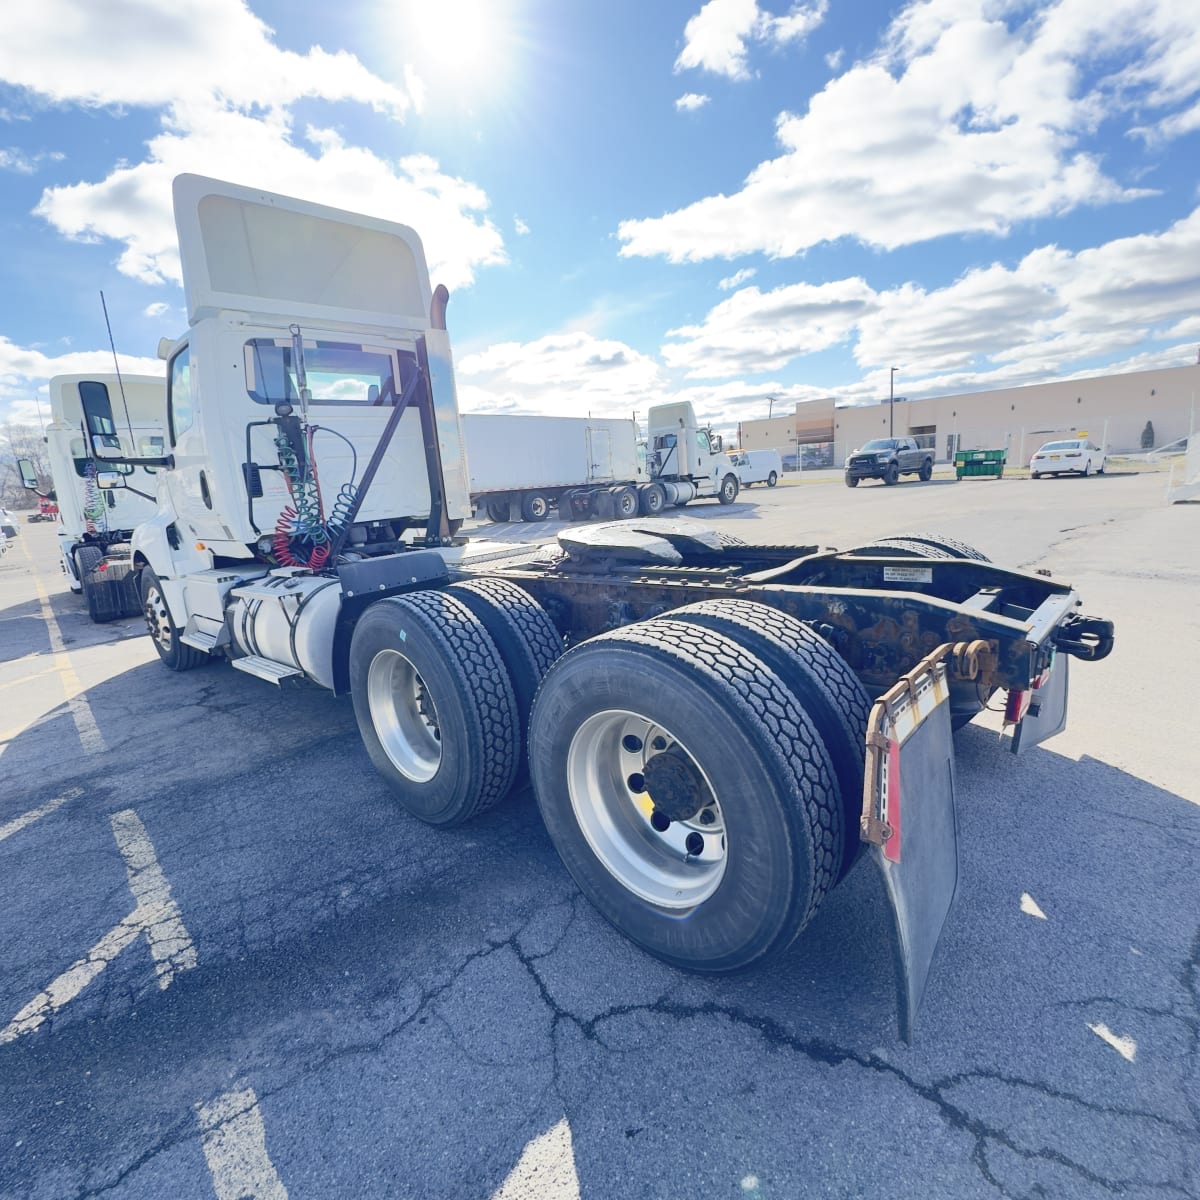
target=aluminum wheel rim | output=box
[144,585,173,652]
[367,649,442,783]
[567,710,727,909]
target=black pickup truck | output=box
[844,437,933,487]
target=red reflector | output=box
[1005,688,1031,724]
[884,738,902,863]
[98,561,108,572]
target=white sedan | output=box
[1029,438,1106,479]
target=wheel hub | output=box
[642,747,712,822]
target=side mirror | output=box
[17,458,38,490]
[95,471,128,491]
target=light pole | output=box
[768,395,777,420]
[889,367,898,437]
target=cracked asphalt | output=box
[1,468,1197,1199]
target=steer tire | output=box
[350,590,520,826]
[718,474,740,505]
[667,599,871,881]
[884,462,900,485]
[884,531,991,561]
[140,566,208,671]
[448,578,563,786]
[528,618,840,973]
[845,476,859,488]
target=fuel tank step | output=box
[230,655,302,684]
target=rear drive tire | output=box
[883,532,990,561]
[140,566,208,671]
[448,578,563,785]
[520,492,550,522]
[485,498,510,523]
[666,599,871,881]
[528,618,840,972]
[637,483,666,516]
[350,590,520,826]
[612,485,639,518]
[718,474,740,505]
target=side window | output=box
[169,345,193,443]
[697,430,711,455]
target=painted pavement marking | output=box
[196,1088,289,1200]
[0,788,82,843]
[1,808,195,1044]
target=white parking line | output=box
[0,787,82,843]
[0,808,195,1044]
[196,1089,289,1200]
[492,1118,580,1200]
[17,537,106,755]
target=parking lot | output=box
[1,468,1198,1199]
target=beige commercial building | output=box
[738,364,1199,466]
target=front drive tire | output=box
[528,619,840,973]
[718,473,740,505]
[350,591,520,826]
[140,566,208,671]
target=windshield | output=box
[1037,440,1082,452]
[860,439,897,451]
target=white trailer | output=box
[100,175,1115,1039]
[18,374,166,621]
[462,412,647,522]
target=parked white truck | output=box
[18,373,166,621]
[464,405,741,524]
[94,175,1114,1039]
[462,412,649,522]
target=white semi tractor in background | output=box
[85,175,1114,1038]
[18,373,165,621]
[463,406,741,524]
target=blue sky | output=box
[1,0,1198,436]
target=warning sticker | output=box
[884,565,933,583]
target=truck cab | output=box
[646,403,740,504]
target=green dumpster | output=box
[954,448,1006,479]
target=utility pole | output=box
[768,396,776,420]
[889,367,898,437]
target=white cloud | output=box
[34,107,506,292]
[142,302,170,318]
[675,93,711,112]
[514,216,530,235]
[626,0,1198,262]
[718,268,756,290]
[0,147,61,174]
[0,0,412,117]
[825,48,843,71]
[456,331,666,418]
[675,0,827,81]
[0,334,164,425]
[660,205,1200,393]
[2,0,504,293]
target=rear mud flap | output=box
[861,647,959,1042]
[1006,653,1069,755]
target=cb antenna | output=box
[100,290,137,450]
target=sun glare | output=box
[411,0,502,85]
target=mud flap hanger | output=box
[860,642,979,1042]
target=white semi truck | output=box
[463,406,741,524]
[92,176,1114,1038]
[18,373,165,621]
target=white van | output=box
[726,448,782,487]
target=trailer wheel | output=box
[637,483,666,516]
[485,498,510,523]
[140,566,208,671]
[520,492,550,522]
[528,619,840,972]
[666,599,871,881]
[448,578,563,783]
[612,485,639,518]
[884,532,991,561]
[718,474,740,505]
[350,591,519,826]
[767,471,778,487]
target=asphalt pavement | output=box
[1,469,1197,1199]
